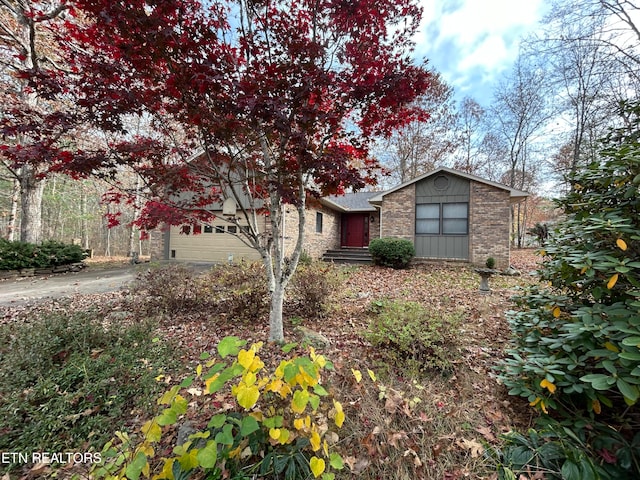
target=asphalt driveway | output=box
[0,266,137,307]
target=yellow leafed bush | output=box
[92,337,345,480]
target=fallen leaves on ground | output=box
[0,249,542,480]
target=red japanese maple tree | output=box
[58,0,432,342]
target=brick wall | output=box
[380,184,415,240]
[469,182,511,269]
[148,228,166,260]
[369,209,381,242]
[283,205,340,259]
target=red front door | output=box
[342,213,369,247]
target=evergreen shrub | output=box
[496,101,640,478]
[0,239,85,271]
[369,237,415,269]
[0,312,176,470]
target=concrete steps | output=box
[322,248,372,264]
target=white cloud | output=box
[437,0,543,46]
[458,35,508,71]
[413,0,548,104]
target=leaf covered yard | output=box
[0,250,539,480]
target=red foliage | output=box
[5,0,433,232]
[104,212,122,228]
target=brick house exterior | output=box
[152,168,526,267]
[468,182,512,268]
[369,167,528,269]
[282,203,341,259]
[151,197,372,262]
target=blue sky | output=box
[413,0,551,107]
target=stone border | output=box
[0,262,87,280]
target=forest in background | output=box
[0,173,148,257]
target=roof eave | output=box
[368,167,531,202]
[319,197,348,213]
[509,191,530,204]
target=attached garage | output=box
[166,213,263,263]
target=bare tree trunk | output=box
[262,180,306,343]
[50,176,61,239]
[517,202,523,248]
[269,285,286,342]
[80,186,89,249]
[128,222,135,256]
[104,204,112,256]
[105,228,111,256]
[128,175,142,256]
[519,198,529,248]
[19,167,45,244]
[7,178,19,241]
[511,205,517,247]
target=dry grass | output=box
[312,250,541,479]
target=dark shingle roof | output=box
[322,191,379,212]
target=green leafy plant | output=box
[486,416,640,480]
[93,337,345,480]
[0,239,86,271]
[487,425,599,480]
[485,257,496,269]
[364,299,462,374]
[496,101,640,478]
[368,237,415,269]
[0,239,34,270]
[499,104,640,414]
[37,240,86,266]
[0,312,176,471]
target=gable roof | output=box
[320,191,379,212]
[368,166,529,204]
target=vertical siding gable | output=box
[415,173,470,203]
[414,174,470,260]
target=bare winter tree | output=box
[542,0,639,84]
[0,1,76,244]
[525,0,638,183]
[383,72,459,184]
[475,132,511,183]
[490,56,551,190]
[488,55,552,247]
[453,97,488,175]
[593,0,640,81]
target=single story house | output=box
[150,167,528,268]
